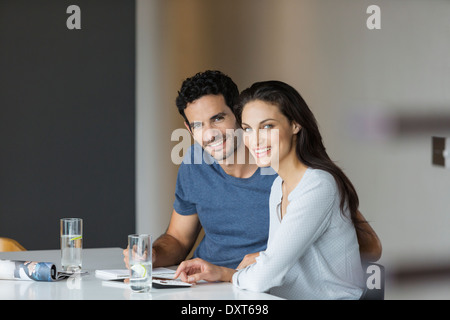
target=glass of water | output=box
[128,234,152,292]
[60,218,83,272]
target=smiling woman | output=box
[240,100,299,171]
[237,81,362,227]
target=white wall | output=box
[135,0,179,238]
[136,0,450,273]
[306,0,450,269]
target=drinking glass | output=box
[60,218,83,272]
[128,234,152,292]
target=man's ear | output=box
[184,121,193,135]
[292,122,301,134]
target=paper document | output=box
[95,269,129,280]
[95,267,176,280]
[152,267,177,279]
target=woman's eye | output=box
[243,127,252,133]
[263,124,273,129]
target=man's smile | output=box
[207,139,226,149]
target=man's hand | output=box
[355,210,382,262]
[123,246,130,269]
[122,245,156,269]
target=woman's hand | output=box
[174,258,236,284]
[236,252,260,270]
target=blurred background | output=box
[2,0,450,299]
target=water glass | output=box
[60,218,83,272]
[128,234,152,292]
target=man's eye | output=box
[213,116,224,122]
[191,123,202,130]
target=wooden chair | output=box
[0,237,26,252]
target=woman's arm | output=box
[174,258,236,283]
[232,177,336,293]
[173,177,334,288]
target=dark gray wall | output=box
[0,0,136,249]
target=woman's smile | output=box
[253,146,272,158]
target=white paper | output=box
[95,267,176,280]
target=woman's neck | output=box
[277,149,308,195]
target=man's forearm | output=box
[153,233,191,268]
[355,210,382,262]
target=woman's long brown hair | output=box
[236,80,362,230]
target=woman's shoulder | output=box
[306,167,335,183]
[293,168,338,197]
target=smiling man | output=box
[124,70,382,269]
[184,94,242,165]
[165,71,277,268]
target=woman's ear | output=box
[292,122,301,134]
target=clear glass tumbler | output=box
[60,218,83,272]
[128,234,152,292]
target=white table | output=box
[0,248,283,300]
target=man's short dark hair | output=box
[175,70,239,124]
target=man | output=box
[124,70,381,269]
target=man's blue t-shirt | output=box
[173,144,277,269]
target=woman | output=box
[174,80,365,299]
